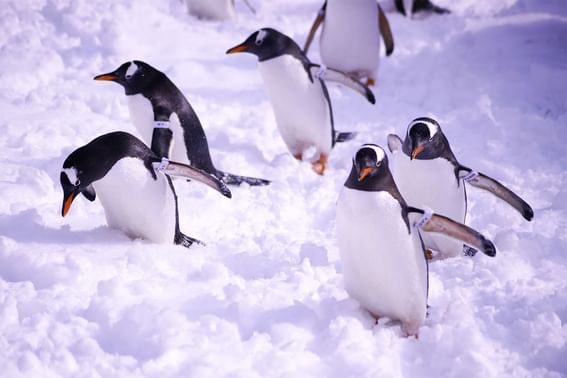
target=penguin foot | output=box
[425,249,434,260]
[175,232,204,248]
[293,153,303,161]
[312,154,328,175]
[366,78,376,87]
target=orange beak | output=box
[411,145,424,160]
[226,44,249,54]
[61,191,77,217]
[93,73,118,81]
[358,167,373,181]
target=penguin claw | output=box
[312,154,328,175]
[366,78,376,86]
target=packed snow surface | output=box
[1,0,566,377]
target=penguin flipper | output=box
[334,131,357,144]
[387,134,403,153]
[409,207,496,257]
[377,4,395,56]
[394,0,406,16]
[303,2,326,53]
[309,64,376,104]
[175,231,204,248]
[218,171,271,187]
[155,160,232,198]
[457,167,534,221]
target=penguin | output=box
[303,0,394,86]
[94,61,269,186]
[336,144,496,336]
[395,0,450,17]
[387,117,533,259]
[182,0,255,21]
[226,28,376,175]
[60,131,231,247]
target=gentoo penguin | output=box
[183,0,255,21]
[395,0,450,17]
[94,61,269,186]
[336,144,496,336]
[60,131,231,247]
[226,28,376,175]
[303,0,394,86]
[388,117,533,258]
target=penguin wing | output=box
[387,134,403,153]
[303,2,326,53]
[309,64,376,104]
[409,207,496,257]
[456,167,534,221]
[155,160,232,198]
[377,4,395,56]
[82,184,96,202]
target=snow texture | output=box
[0,0,566,377]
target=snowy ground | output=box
[1,0,566,376]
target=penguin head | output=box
[94,60,161,95]
[226,28,298,62]
[60,162,98,217]
[403,117,447,160]
[353,144,389,182]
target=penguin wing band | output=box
[309,64,376,104]
[153,160,232,198]
[457,167,534,221]
[408,208,497,257]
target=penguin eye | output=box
[74,179,81,186]
[255,38,263,46]
[125,74,132,79]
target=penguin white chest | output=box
[92,158,177,244]
[391,153,466,257]
[184,0,234,20]
[126,94,186,163]
[320,0,381,76]
[258,56,331,155]
[336,188,427,334]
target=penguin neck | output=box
[259,40,311,71]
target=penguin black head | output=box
[59,132,154,217]
[402,117,452,161]
[345,144,401,194]
[94,60,162,95]
[226,28,304,62]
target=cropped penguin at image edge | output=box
[395,0,450,17]
[303,0,395,86]
[60,131,231,247]
[227,27,376,175]
[336,144,496,336]
[94,60,270,187]
[388,117,533,259]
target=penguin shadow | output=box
[0,209,122,245]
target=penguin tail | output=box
[334,131,357,144]
[219,171,271,186]
[175,232,204,248]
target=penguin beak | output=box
[411,145,424,160]
[226,43,250,54]
[61,190,78,217]
[93,72,118,81]
[358,167,373,182]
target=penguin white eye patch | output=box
[125,61,138,79]
[358,144,385,163]
[408,119,439,138]
[63,168,80,186]
[256,30,267,45]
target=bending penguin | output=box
[227,28,376,175]
[388,117,533,259]
[182,0,255,21]
[336,144,496,336]
[395,0,450,17]
[94,61,269,186]
[303,0,394,86]
[60,131,231,247]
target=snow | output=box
[0,0,566,377]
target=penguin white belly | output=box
[320,0,380,77]
[92,158,177,244]
[336,188,428,334]
[391,152,466,257]
[184,0,234,20]
[126,94,186,163]
[258,56,332,156]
